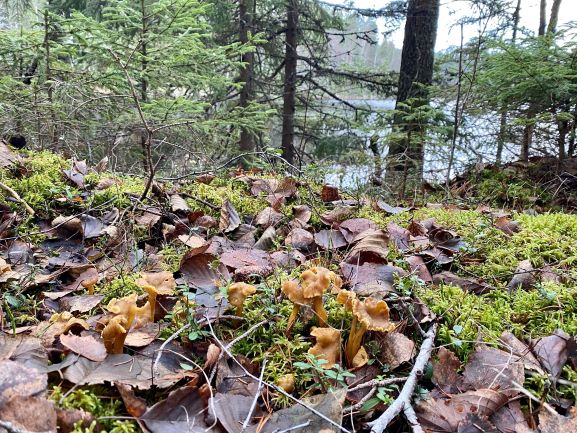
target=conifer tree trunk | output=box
[547,0,562,34]
[239,0,255,155]
[385,0,440,196]
[539,0,547,36]
[281,0,298,165]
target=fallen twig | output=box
[0,181,35,216]
[241,358,268,432]
[367,323,438,433]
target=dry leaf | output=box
[219,199,241,233]
[60,334,107,362]
[432,347,463,394]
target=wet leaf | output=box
[63,159,88,188]
[387,222,411,251]
[141,386,209,433]
[63,354,142,385]
[462,346,524,396]
[338,218,378,243]
[498,332,544,374]
[377,332,415,370]
[180,252,230,291]
[432,347,463,394]
[490,401,532,433]
[433,271,495,295]
[314,229,348,250]
[507,260,536,292]
[60,334,107,362]
[321,184,340,202]
[116,383,147,418]
[406,255,433,283]
[210,393,262,433]
[56,408,96,433]
[376,201,412,214]
[177,234,210,254]
[254,226,276,251]
[125,322,160,348]
[254,207,283,228]
[343,229,390,264]
[340,262,406,296]
[246,389,346,433]
[0,335,48,372]
[219,199,241,233]
[169,194,190,213]
[293,204,312,224]
[285,228,314,250]
[220,248,270,270]
[0,360,57,433]
[495,216,520,236]
[135,207,162,227]
[416,389,508,433]
[532,330,569,378]
[537,407,577,433]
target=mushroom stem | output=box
[345,316,367,366]
[285,304,301,336]
[312,297,328,327]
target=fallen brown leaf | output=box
[60,333,107,362]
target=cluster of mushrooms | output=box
[98,266,395,376]
[282,266,396,370]
[100,271,176,354]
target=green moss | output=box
[96,274,142,303]
[418,281,577,359]
[85,173,145,208]
[0,150,78,211]
[182,177,268,218]
[50,386,138,433]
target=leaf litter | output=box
[1,153,577,433]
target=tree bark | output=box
[385,0,440,196]
[547,0,562,34]
[140,0,151,175]
[281,0,298,165]
[538,0,547,36]
[239,0,255,157]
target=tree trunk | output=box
[547,0,562,34]
[385,0,440,196]
[239,0,255,157]
[281,0,298,165]
[512,0,521,42]
[539,0,547,36]
[140,0,151,175]
[44,10,58,150]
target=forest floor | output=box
[1,144,577,433]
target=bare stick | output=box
[241,358,268,432]
[367,323,437,433]
[273,421,311,433]
[403,404,425,433]
[0,181,35,216]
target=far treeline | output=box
[0,0,575,196]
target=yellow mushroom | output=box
[338,290,395,367]
[136,271,176,321]
[308,326,341,369]
[102,315,129,354]
[228,282,257,316]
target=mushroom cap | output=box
[308,326,341,368]
[281,279,308,305]
[228,282,257,308]
[336,289,356,311]
[80,272,99,290]
[136,271,176,296]
[301,267,332,299]
[107,293,138,316]
[353,297,395,332]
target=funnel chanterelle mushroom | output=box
[102,315,129,354]
[228,282,257,316]
[136,271,176,321]
[308,326,341,369]
[282,266,341,333]
[337,289,395,366]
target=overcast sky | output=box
[328,0,577,49]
